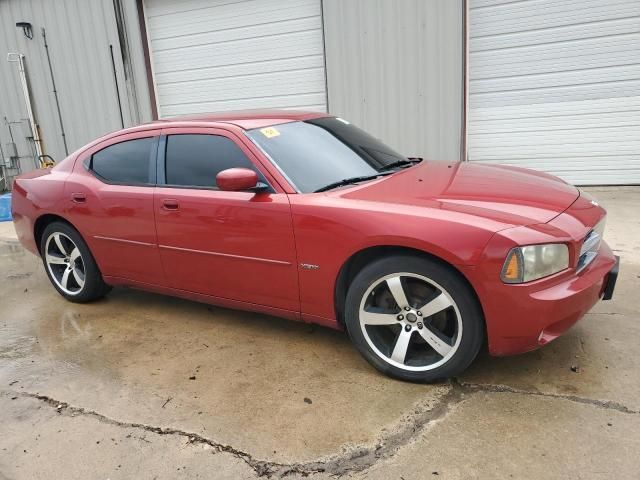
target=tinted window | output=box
[91,137,155,184]
[307,117,406,167]
[246,118,408,193]
[165,134,262,188]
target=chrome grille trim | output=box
[577,251,598,272]
[577,226,603,273]
[582,230,601,255]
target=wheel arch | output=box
[334,245,486,332]
[34,214,79,252]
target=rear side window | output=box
[165,134,263,189]
[91,137,156,185]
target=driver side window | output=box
[164,134,267,189]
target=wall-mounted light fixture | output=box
[16,22,33,39]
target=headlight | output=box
[501,243,569,283]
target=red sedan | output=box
[11,111,619,382]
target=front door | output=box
[153,128,299,313]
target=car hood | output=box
[336,161,580,227]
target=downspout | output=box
[7,53,43,168]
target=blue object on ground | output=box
[0,193,12,222]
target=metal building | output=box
[0,0,151,189]
[1,0,638,190]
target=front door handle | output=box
[162,199,179,211]
[71,193,86,203]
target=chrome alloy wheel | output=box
[358,272,463,371]
[44,232,86,295]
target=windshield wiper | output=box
[379,158,422,172]
[314,172,392,193]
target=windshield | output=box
[245,117,409,193]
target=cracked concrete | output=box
[3,385,465,478]
[348,391,640,480]
[1,187,640,479]
[0,391,256,480]
[457,380,639,415]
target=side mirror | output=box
[216,168,266,192]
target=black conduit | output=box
[110,44,125,128]
[42,28,68,156]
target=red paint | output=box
[11,111,616,356]
[216,168,259,191]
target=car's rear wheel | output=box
[344,255,484,382]
[40,221,111,303]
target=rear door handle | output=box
[71,193,86,203]
[162,199,179,210]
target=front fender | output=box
[291,198,500,323]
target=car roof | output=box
[68,110,332,161]
[151,110,331,130]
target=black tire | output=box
[40,221,111,303]
[344,254,484,382]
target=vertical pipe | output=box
[136,0,160,120]
[461,0,470,162]
[0,140,6,191]
[7,53,43,168]
[4,117,15,143]
[5,118,21,175]
[319,0,330,113]
[112,0,141,125]
[42,28,69,156]
[110,44,125,128]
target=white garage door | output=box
[467,0,640,185]
[143,0,327,117]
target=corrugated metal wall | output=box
[467,0,640,185]
[322,0,464,160]
[0,0,152,187]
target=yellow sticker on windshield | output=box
[260,127,280,138]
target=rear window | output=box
[91,137,156,184]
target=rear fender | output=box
[11,170,70,256]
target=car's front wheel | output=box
[40,221,111,303]
[344,255,484,382]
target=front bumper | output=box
[469,241,618,356]
[602,255,619,301]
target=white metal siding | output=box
[468,0,640,185]
[143,0,327,117]
[322,0,464,160]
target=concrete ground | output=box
[1,187,639,479]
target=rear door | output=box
[153,127,300,313]
[65,129,165,285]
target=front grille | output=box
[576,218,605,272]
